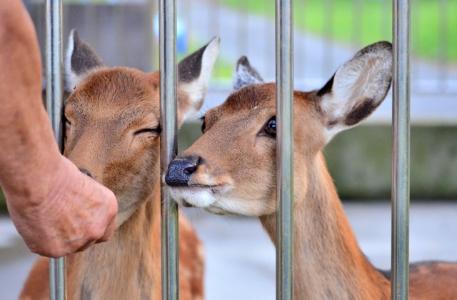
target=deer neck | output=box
[260,152,390,300]
[67,182,162,300]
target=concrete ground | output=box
[0,202,456,300]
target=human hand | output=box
[4,156,118,257]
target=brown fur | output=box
[20,67,204,300]
[171,83,457,299]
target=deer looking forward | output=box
[20,31,219,300]
[166,42,457,300]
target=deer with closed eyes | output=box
[20,31,219,300]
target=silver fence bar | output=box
[275,0,294,299]
[391,0,411,299]
[159,0,179,299]
[45,0,66,300]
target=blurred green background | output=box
[222,0,456,62]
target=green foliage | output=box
[221,0,457,62]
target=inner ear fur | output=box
[177,37,220,123]
[317,41,393,139]
[65,29,103,92]
[233,56,264,90]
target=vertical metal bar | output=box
[275,0,294,299]
[391,0,410,299]
[159,0,179,299]
[45,0,65,299]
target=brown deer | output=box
[165,42,457,300]
[20,30,219,300]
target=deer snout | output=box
[165,156,202,186]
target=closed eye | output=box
[134,126,161,135]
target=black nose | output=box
[165,156,202,186]
[79,168,93,179]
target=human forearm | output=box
[0,0,61,201]
[0,1,117,257]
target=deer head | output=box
[63,30,219,225]
[166,41,392,216]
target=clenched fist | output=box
[5,157,118,257]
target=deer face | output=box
[63,30,219,225]
[166,42,392,217]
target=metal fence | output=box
[29,0,455,94]
[42,0,411,299]
[45,1,65,299]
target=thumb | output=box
[92,182,118,242]
[80,174,118,243]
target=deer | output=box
[165,41,457,300]
[20,30,219,300]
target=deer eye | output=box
[262,116,276,138]
[200,117,206,133]
[134,126,161,136]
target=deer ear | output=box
[233,56,264,90]
[317,41,392,142]
[64,29,103,92]
[177,36,220,123]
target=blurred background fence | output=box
[0,1,456,299]
[16,0,457,201]
[25,0,457,92]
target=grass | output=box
[220,0,457,63]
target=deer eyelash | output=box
[134,126,161,135]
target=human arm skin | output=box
[0,1,118,257]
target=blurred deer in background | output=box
[20,31,219,300]
[166,42,457,300]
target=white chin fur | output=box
[169,186,274,217]
[169,187,216,208]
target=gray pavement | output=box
[1,202,456,300]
